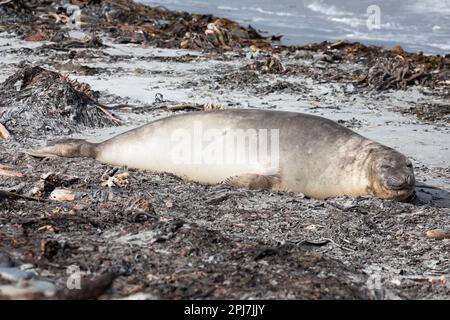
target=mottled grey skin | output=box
[29,109,415,200]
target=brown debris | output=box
[286,40,450,90]
[30,172,79,199]
[42,12,70,24]
[125,197,156,222]
[179,18,261,51]
[245,56,285,74]
[0,0,275,52]
[413,103,450,123]
[393,103,450,124]
[24,31,50,42]
[101,172,129,188]
[426,229,450,240]
[361,55,430,90]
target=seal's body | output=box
[29,109,415,200]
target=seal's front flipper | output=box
[223,173,281,190]
[25,149,60,158]
[25,139,97,159]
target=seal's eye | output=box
[381,164,391,169]
[406,163,413,168]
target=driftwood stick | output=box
[96,103,123,125]
[158,103,224,112]
[0,190,43,202]
[0,0,13,6]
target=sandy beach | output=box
[0,0,449,299]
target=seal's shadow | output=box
[413,183,450,209]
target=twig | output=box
[405,68,425,83]
[161,104,205,112]
[158,103,224,112]
[0,190,43,202]
[0,169,23,177]
[96,103,123,125]
[288,237,356,251]
[0,0,13,6]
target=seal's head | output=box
[367,148,415,200]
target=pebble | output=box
[304,224,318,231]
[0,267,34,282]
[19,264,35,271]
[426,229,450,240]
[344,83,355,94]
[165,200,173,208]
[121,292,158,300]
[0,280,56,299]
[50,188,76,201]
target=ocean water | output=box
[139,0,450,55]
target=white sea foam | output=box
[429,43,450,51]
[405,0,450,14]
[246,7,295,17]
[217,5,239,11]
[210,4,296,17]
[306,1,352,17]
[329,17,364,28]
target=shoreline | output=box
[0,0,449,300]
[139,0,450,56]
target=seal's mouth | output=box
[386,175,415,191]
[379,186,414,201]
[376,174,415,200]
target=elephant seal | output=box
[28,109,415,200]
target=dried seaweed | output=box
[285,41,450,90]
[244,56,285,74]
[394,103,450,123]
[359,56,430,90]
[0,0,275,52]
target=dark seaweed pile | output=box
[0,66,117,140]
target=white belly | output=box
[96,120,280,184]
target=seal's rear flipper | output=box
[224,173,281,190]
[25,139,97,159]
